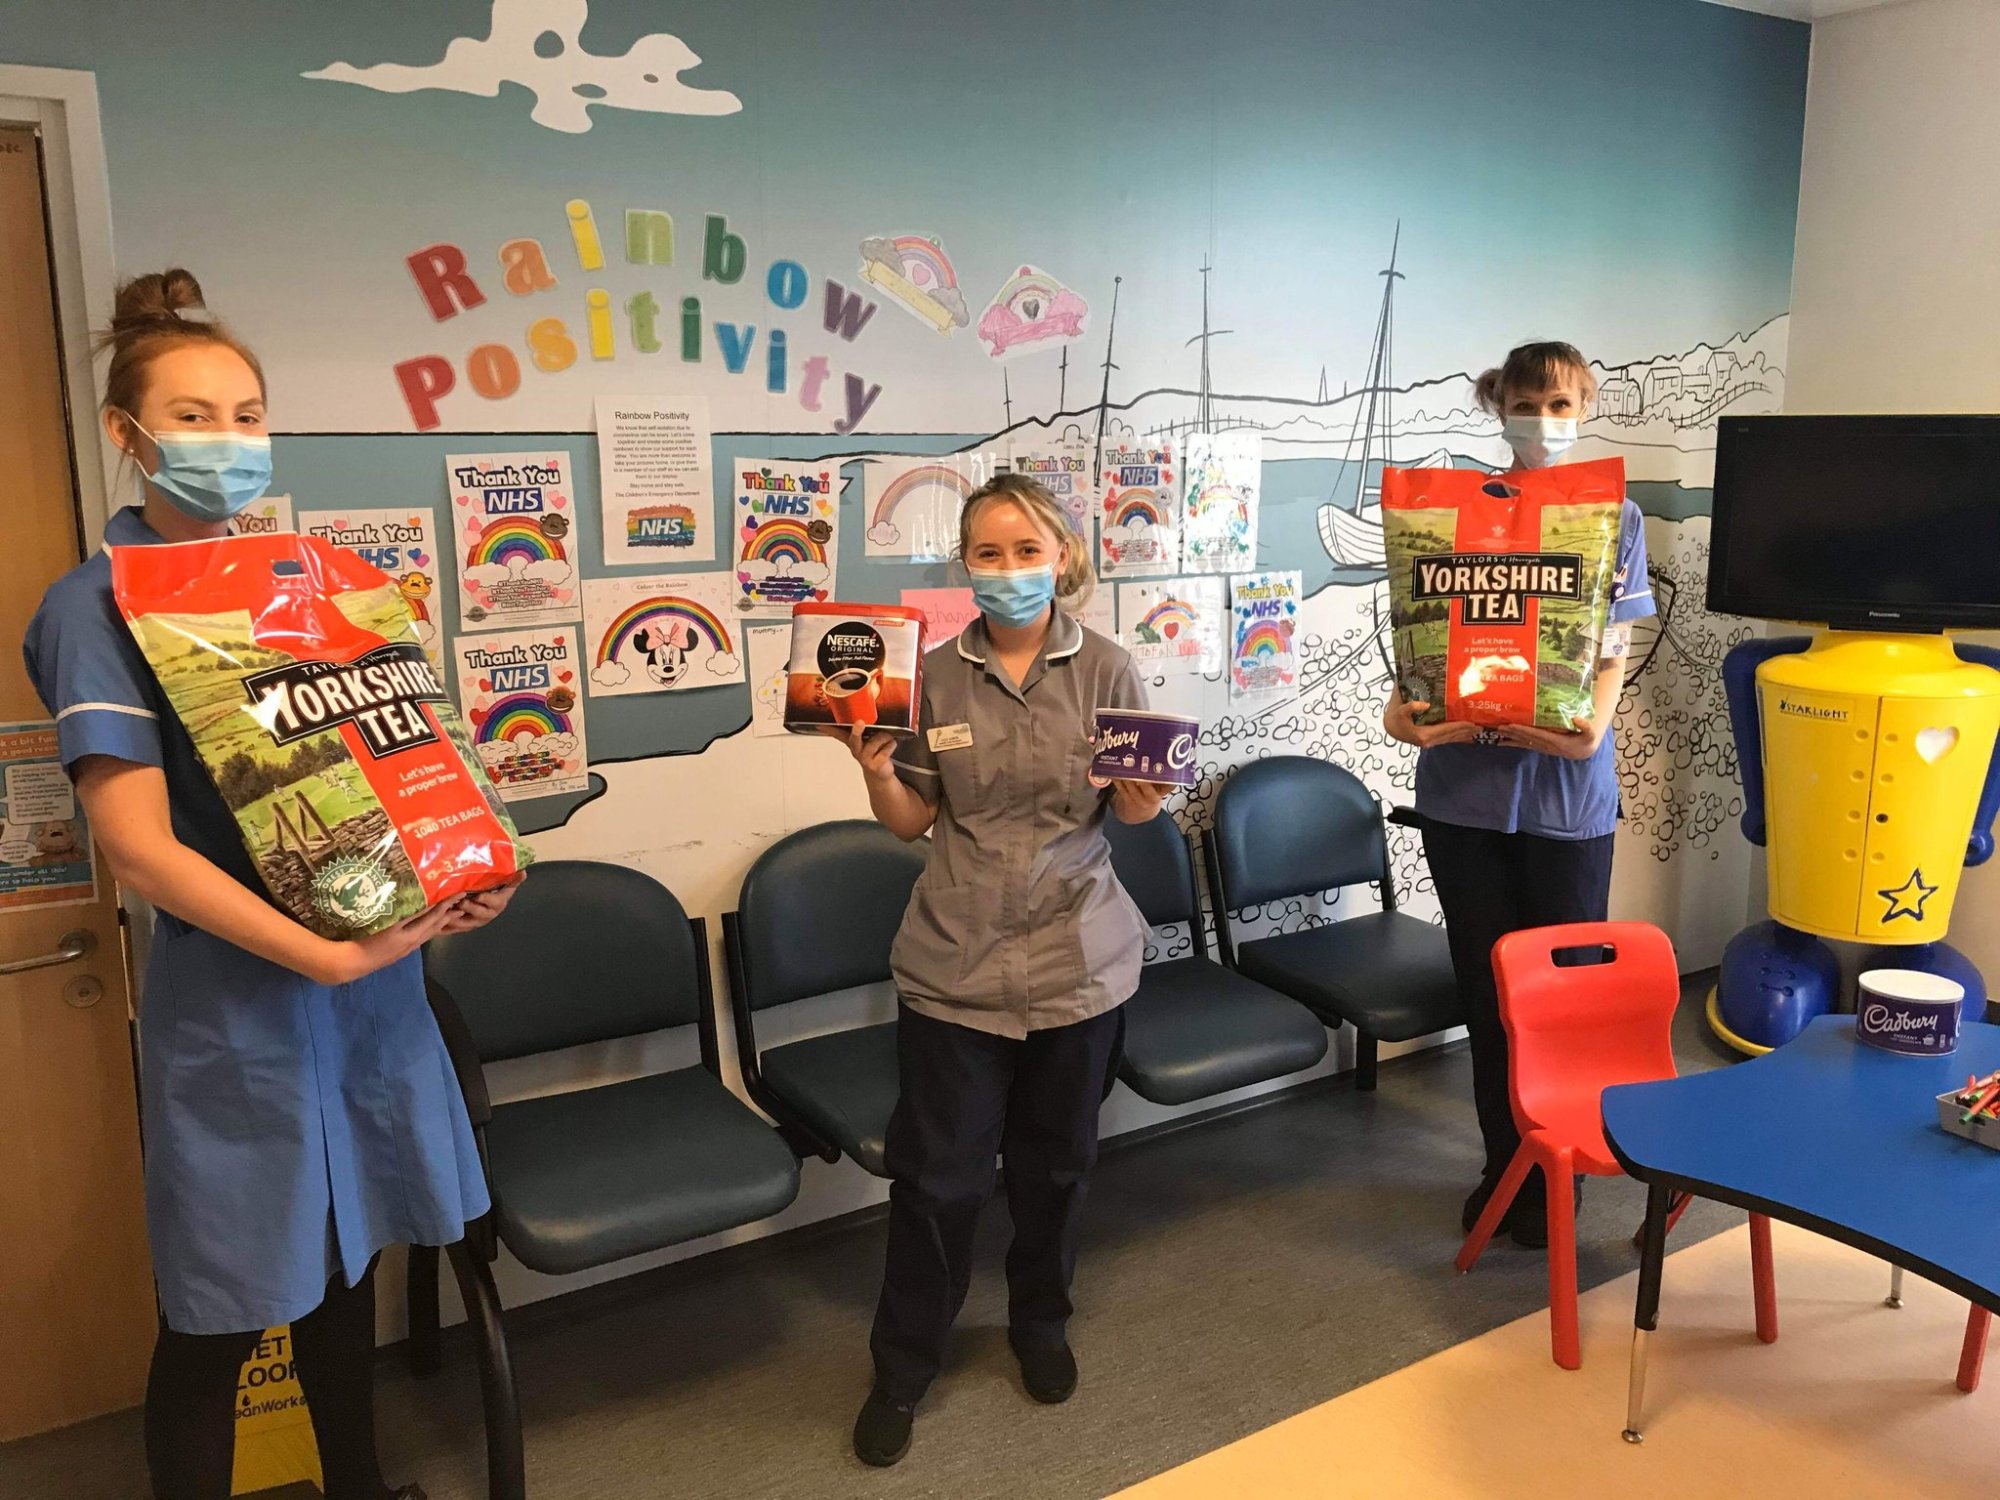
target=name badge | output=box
[929,723,973,752]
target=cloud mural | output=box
[302,0,742,134]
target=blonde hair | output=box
[1473,340,1597,415]
[958,472,1097,613]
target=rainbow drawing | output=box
[1239,621,1293,661]
[477,694,570,745]
[873,464,973,528]
[1111,490,1165,529]
[889,235,956,292]
[594,596,734,665]
[859,234,970,332]
[467,517,566,568]
[743,517,824,566]
[1138,598,1202,641]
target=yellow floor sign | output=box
[232,1325,323,1495]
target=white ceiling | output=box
[1702,0,1911,19]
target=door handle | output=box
[0,929,98,976]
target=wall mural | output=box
[11,0,1809,971]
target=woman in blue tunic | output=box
[23,269,511,1500]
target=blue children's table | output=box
[1602,1016,2000,1440]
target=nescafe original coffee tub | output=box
[785,601,924,735]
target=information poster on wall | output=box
[229,493,293,538]
[583,571,744,696]
[865,453,984,562]
[1098,439,1180,578]
[1119,577,1226,676]
[900,586,978,648]
[597,395,716,567]
[745,625,792,738]
[453,627,590,802]
[0,722,95,909]
[1181,431,1262,573]
[1006,434,1093,538]
[446,451,581,631]
[1229,571,1302,704]
[733,459,838,618]
[303,509,444,670]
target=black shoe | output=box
[1009,1333,1078,1404]
[1510,1181,1583,1251]
[1462,1174,1504,1233]
[853,1387,915,1467]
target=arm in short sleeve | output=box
[1609,500,1656,625]
[22,578,166,776]
[891,679,942,806]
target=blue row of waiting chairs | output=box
[408,755,1462,1498]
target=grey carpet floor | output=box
[2,976,1744,1500]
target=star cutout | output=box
[1878,868,1940,923]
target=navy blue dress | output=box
[24,506,489,1335]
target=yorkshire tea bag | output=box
[1382,457,1624,730]
[113,532,531,938]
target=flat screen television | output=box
[1706,414,2000,630]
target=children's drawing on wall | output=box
[454,626,590,801]
[1098,437,1180,578]
[1005,429,1093,538]
[302,0,742,134]
[1229,571,1301,705]
[977,266,1089,360]
[304,510,445,671]
[1181,431,1261,574]
[584,572,743,695]
[448,451,580,631]
[744,625,791,738]
[900,587,979,647]
[1119,578,1226,678]
[860,236,970,335]
[734,460,838,618]
[229,494,293,538]
[865,454,984,562]
[597,395,717,567]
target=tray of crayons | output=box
[1938,1070,2000,1150]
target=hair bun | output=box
[109,268,208,336]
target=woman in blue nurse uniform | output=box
[23,270,514,1500]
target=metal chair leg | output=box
[446,1239,526,1500]
[1355,1031,1379,1092]
[407,1243,443,1379]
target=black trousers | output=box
[869,1003,1125,1404]
[1422,822,1615,1200]
[144,1258,389,1500]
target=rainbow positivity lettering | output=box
[873,463,973,527]
[595,596,734,664]
[744,516,824,565]
[468,517,566,568]
[477,693,570,744]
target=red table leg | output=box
[1958,1306,1991,1393]
[1749,1213,1778,1344]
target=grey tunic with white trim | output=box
[890,610,1150,1039]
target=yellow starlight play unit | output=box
[1706,416,2000,1054]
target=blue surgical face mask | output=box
[1502,415,1578,470]
[123,415,273,521]
[968,564,1057,627]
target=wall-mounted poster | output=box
[1181,431,1261,574]
[744,624,791,738]
[582,571,744,696]
[597,395,717,567]
[453,627,589,802]
[1006,433,1093,539]
[0,722,95,910]
[900,587,978,648]
[302,509,445,670]
[447,451,581,630]
[864,453,983,562]
[229,494,293,538]
[1118,577,1226,676]
[1098,439,1180,578]
[1229,571,1302,704]
[733,459,838,618]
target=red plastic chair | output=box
[1454,921,1778,1369]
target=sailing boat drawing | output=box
[1317,225,1456,586]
